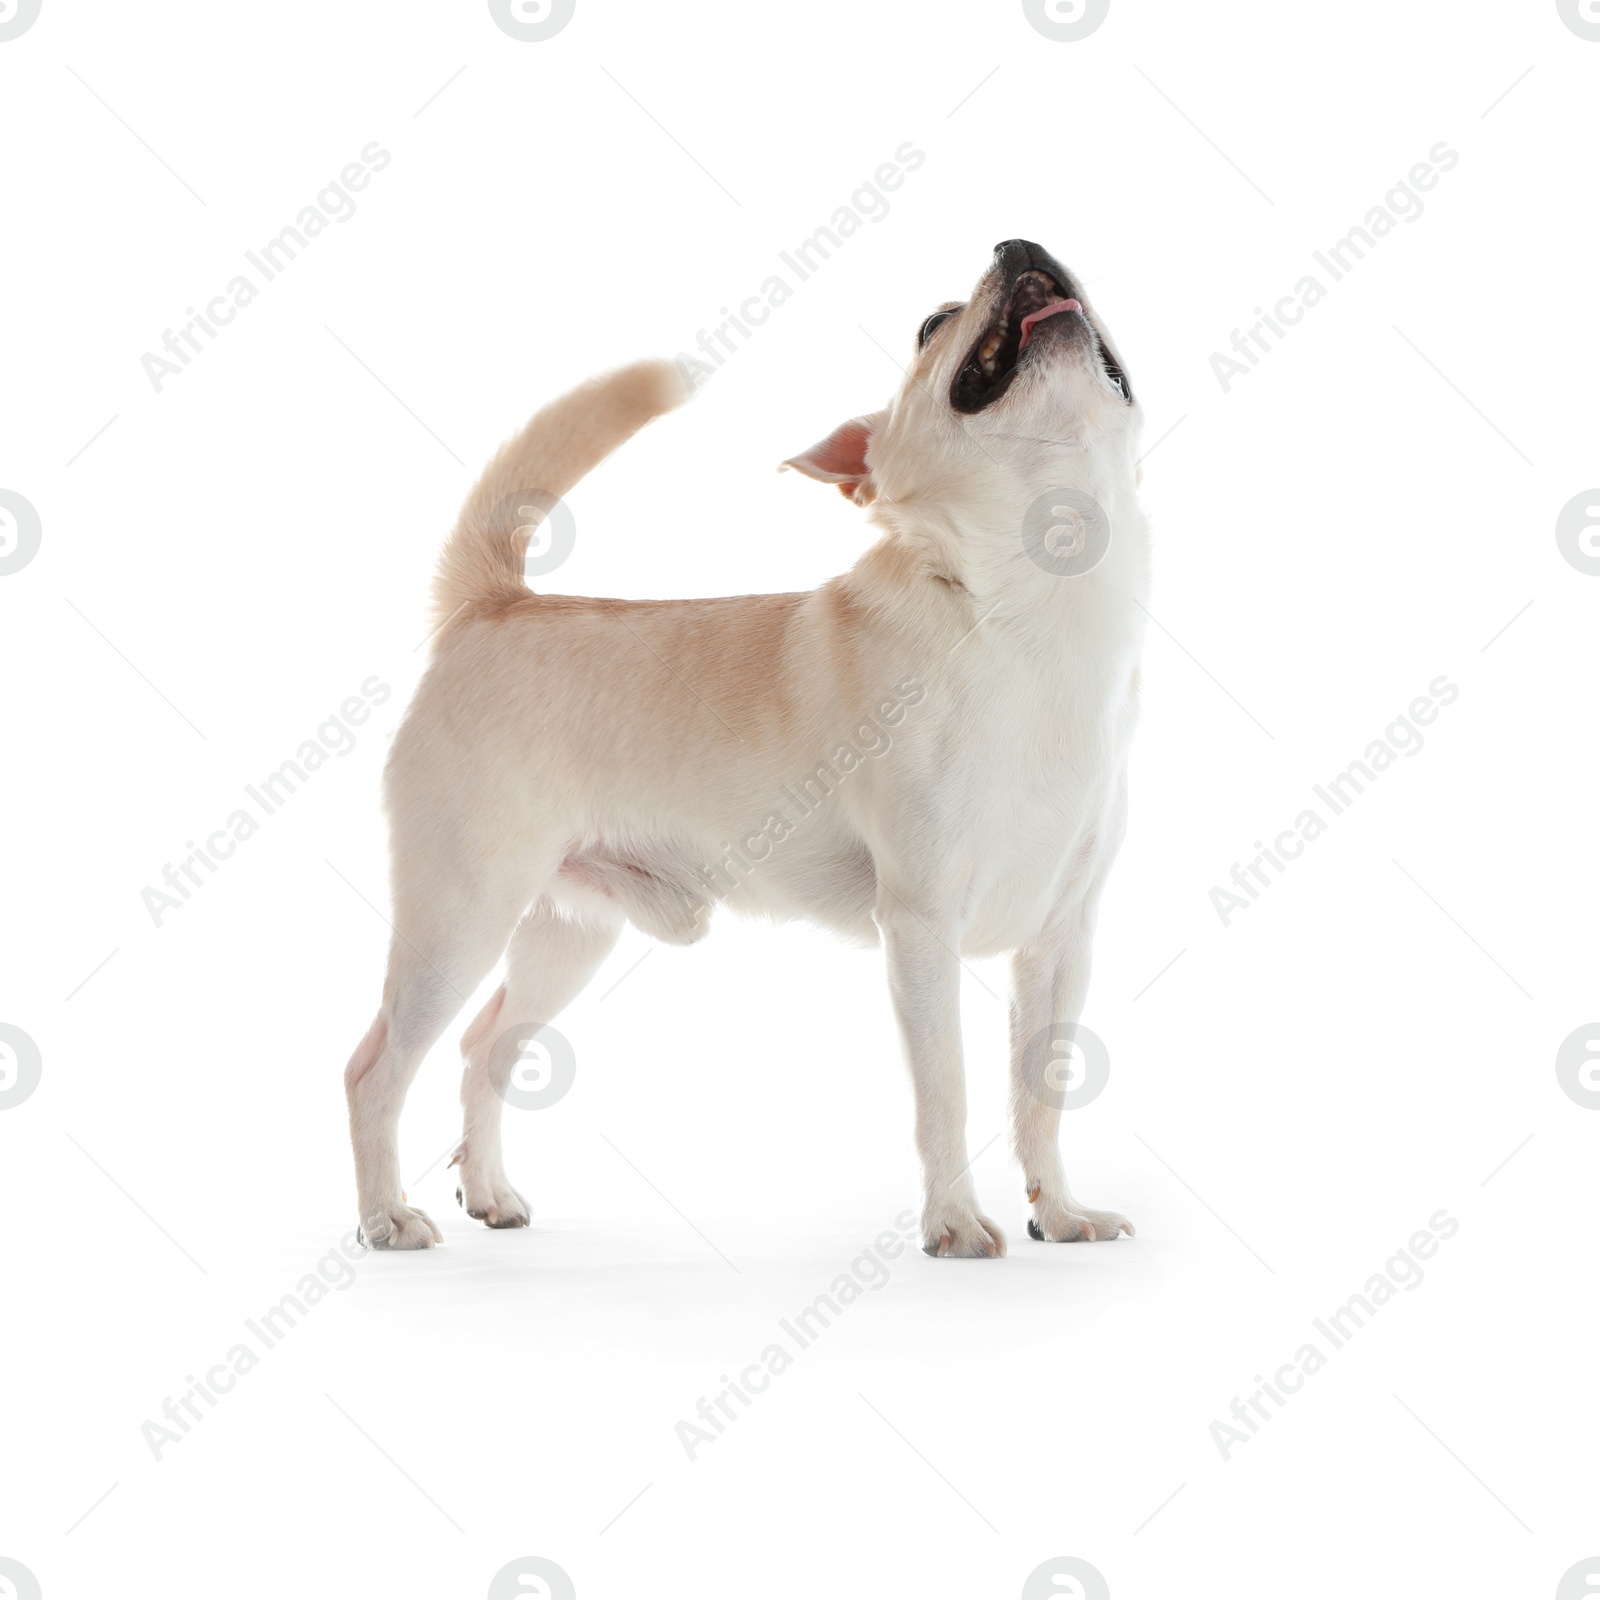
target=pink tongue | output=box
[1018,298,1081,350]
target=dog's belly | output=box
[555,746,1128,958]
[556,820,881,948]
[560,817,1103,957]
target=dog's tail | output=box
[431,359,690,635]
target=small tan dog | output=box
[345,239,1147,1257]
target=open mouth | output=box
[952,270,1082,414]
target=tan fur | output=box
[431,360,691,633]
[345,241,1150,1258]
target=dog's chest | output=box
[977,683,1125,833]
[946,637,1137,945]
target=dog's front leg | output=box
[877,889,1005,1258]
[1009,926,1133,1242]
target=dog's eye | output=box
[919,310,957,347]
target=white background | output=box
[2,2,1597,1597]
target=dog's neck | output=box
[864,469,1148,619]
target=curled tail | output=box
[431,359,690,635]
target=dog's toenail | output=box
[1027,1219,1045,1241]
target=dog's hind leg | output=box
[451,899,623,1229]
[344,867,536,1249]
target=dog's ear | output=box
[780,411,885,506]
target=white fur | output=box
[344,243,1148,1257]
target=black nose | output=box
[993,238,1038,267]
[992,238,1070,291]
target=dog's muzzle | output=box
[951,239,1131,412]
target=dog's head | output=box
[784,240,1140,545]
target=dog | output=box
[343,238,1148,1257]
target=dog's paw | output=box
[454,1175,530,1230]
[1027,1196,1133,1242]
[360,1202,443,1250]
[922,1203,1007,1259]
